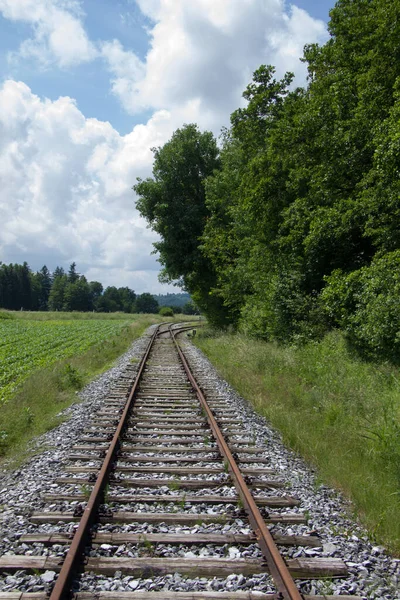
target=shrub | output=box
[159,306,174,317]
[321,250,400,361]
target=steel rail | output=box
[49,325,161,600]
[170,325,303,600]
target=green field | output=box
[0,311,174,463]
[0,319,130,404]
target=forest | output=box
[135,0,400,363]
[0,261,192,314]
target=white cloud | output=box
[103,0,328,130]
[0,80,178,292]
[0,0,96,67]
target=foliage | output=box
[134,124,228,326]
[135,293,159,314]
[136,0,400,362]
[159,306,174,317]
[321,251,400,361]
[182,300,200,315]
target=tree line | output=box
[135,0,400,362]
[0,261,163,314]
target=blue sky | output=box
[0,0,333,293]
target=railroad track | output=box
[0,322,364,600]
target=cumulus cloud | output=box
[0,80,178,291]
[102,0,328,129]
[0,0,96,67]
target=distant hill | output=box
[153,292,191,308]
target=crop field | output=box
[0,319,129,405]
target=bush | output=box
[182,301,199,315]
[159,306,174,317]
[57,363,84,390]
[321,250,400,361]
[239,268,327,343]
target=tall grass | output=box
[0,314,171,465]
[196,330,400,554]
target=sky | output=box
[0,0,334,294]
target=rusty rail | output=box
[49,325,161,600]
[49,320,303,600]
[170,325,303,600]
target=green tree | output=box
[182,301,199,315]
[134,124,228,326]
[89,281,103,310]
[35,265,52,310]
[117,287,136,312]
[63,276,92,311]
[53,266,65,278]
[68,262,79,283]
[48,273,68,311]
[134,293,159,314]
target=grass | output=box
[0,311,192,466]
[195,329,400,554]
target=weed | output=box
[23,406,34,426]
[103,483,110,504]
[32,568,42,577]
[317,580,335,595]
[178,493,187,510]
[138,535,155,556]
[79,484,92,501]
[223,459,229,474]
[58,363,84,390]
[214,514,227,524]
[168,477,181,491]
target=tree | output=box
[182,301,199,315]
[134,124,229,326]
[36,265,52,310]
[134,293,159,314]
[48,273,68,311]
[117,287,136,313]
[53,266,65,278]
[89,281,103,310]
[68,262,79,283]
[63,276,92,311]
